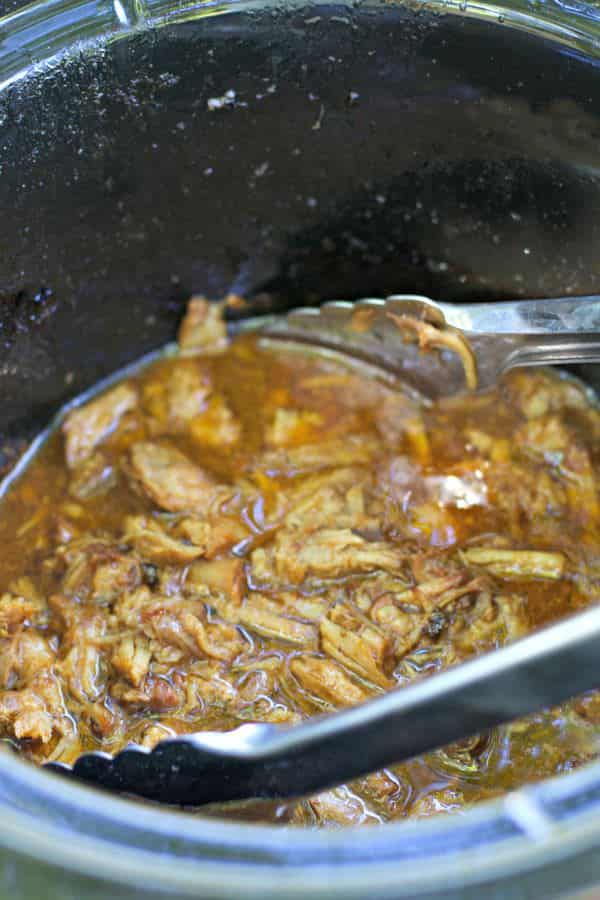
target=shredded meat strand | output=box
[386,312,478,390]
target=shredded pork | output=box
[0,297,598,826]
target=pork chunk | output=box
[462,548,566,580]
[514,417,600,523]
[370,597,426,660]
[143,362,212,432]
[140,722,177,749]
[127,442,217,512]
[274,528,404,583]
[282,470,374,535]
[0,632,55,689]
[59,611,106,702]
[271,591,330,622]
[264,409,325,448]
[177,516,248,559]
[63,384,138,468]
[256,435,379,477]
[178,297,228,355]
[410,786,466,818]
[93,556,142,604]
[180,612,245,662]
[0,584,45,637]
[320,603,393,688]
[0,672,72,744]
[239,593,318,646]
[111,636,152,687]
[59,539,141,604]
[123,515,204,565]
[186,558,246,605]
[449,592,526,657]
[290,656,370,707]
[189,396,241,448]
[140,598,245,662]
[574,691,600,724]
[114,675,182,712]
[505,369,591,419]
[487,463,568,538]
[309,786,382,826]
[69,452,117,500]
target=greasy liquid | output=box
[0,333,599,825]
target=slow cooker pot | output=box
[1,0,600,896]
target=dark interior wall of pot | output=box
[1,2,600,446]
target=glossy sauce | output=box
[0,330,599,826]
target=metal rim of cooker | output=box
[2,0,600,897]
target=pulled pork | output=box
[0,295,599,825]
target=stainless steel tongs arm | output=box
[431,294,600,335]
[432,294,600,378]
[261,294,600,395]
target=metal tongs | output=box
[261,292,600,398]
[48,293,600,805]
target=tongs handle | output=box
[437,294,600,375]
[435,294,600,335]
[50,604,600,805]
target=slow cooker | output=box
[1,0,600,895]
